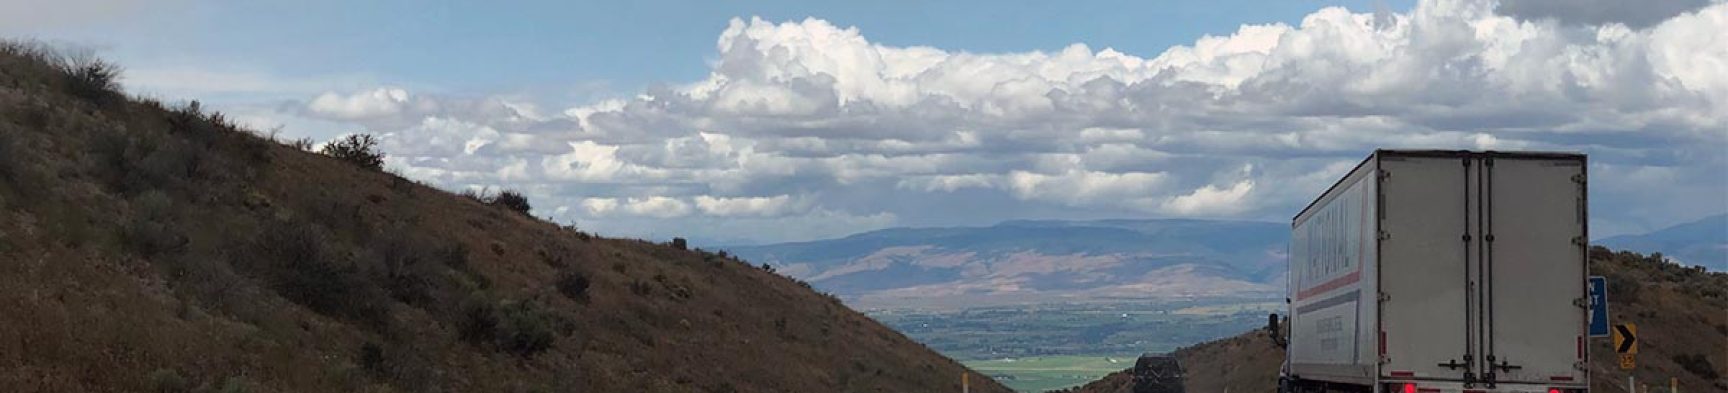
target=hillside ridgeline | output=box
[0,42,1010,393]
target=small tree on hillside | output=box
[491,190,532,215]
[321,134,384,170]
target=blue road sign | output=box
[1588,276,1610,337]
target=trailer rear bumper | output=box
[1377,380,1587,393]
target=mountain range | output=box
[727,219,1291,308]
[1597,213,1727,271]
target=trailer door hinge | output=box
[1573,297,1588,308]
[1378,292,1391,302]
[1571,236,1587,246]
[1379,230,1391,241]
[1571,173,1586,184]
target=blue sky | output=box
[3,0,1724,245]
[7,0,1414,95]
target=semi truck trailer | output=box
[1281,150,1589,393]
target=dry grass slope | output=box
[0,41,1011,393]
[1062,247,1727,393]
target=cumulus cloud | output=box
[694,195,806,217]
[288,0,1728,243]
[1162,179,1257,215]
[307,88,413,120]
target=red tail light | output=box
[1547,389,1561,393]
[1402,383,1416,393]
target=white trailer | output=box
[1282,150,1590,393]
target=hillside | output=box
[727,219,1287,308]
[0,42,1011,392]
[1060,247,1728,393]
[1598,213,1727,271]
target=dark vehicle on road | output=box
[1132,353,1184,393]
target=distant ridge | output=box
[726,218,1288,308]
[1598,213,1727,271]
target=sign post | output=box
[1613,323,1638,370]
[1588,276,1610,337]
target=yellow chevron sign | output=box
[1612,323,1638,354]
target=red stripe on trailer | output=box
[1379,331,1387,356]
[1296,271,1362,300]
[1577,336,1584,359]
[1418,388,1442,393]
[1551,376,1575,381]
[1389,370,1415,378]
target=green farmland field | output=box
[868,299,1276,391]
[963,355,1134,392]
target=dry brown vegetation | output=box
[1061,247,1727,393]
[0,41,1010,393]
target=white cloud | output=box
[580,197,620,216]
[896,174,1001,192]
[585,197,694,218]
[271,0,1727,243]
[694,195,804,217]
[1008,170,1169,206]
[307,88,413,120]
[1161,179,1257,216]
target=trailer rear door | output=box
[1379,155,1475,381]
[1482,157,1588,385]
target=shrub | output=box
[0,130,17,184]
[124,190,186,257]
[453,294,558,356]
[497,300,556,356]
[60,53,122,106]
[1673,353,1720,380]
[455,293,499,346]
[1603,270,1640,302]
[286,137,314,151]
[460,188,534,216]
[218,376,250,393]
[253,223,391,328]
[320,134,385,170]
[166,100,225,145]
[359,342,386,374]
[556,271,590,301]
[490,190,532,215]
[373,235,446,306]
[671,237,687,250]
[147,368,189,393]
